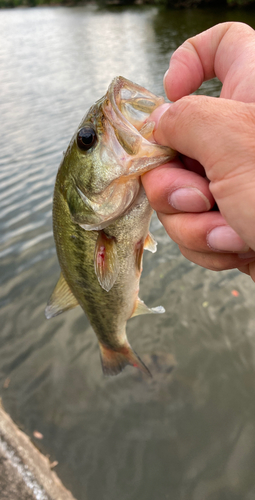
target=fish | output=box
[45,76,176,377]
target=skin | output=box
[142,22,255,282]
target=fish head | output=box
[57,76,176,230]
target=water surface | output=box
[1,5,255,500]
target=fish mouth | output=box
[108,76,165,134]
[102,77,176,174]
[102,76,165,158]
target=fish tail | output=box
[99,342,151,377]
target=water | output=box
[1,5,255,500]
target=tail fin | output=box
[99,342,151,377]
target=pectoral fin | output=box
[131,297,165,318]
[45,272,79,319]
[94,231,119,292]
[144,232,157,253]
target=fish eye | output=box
[77,127,97,151]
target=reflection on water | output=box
[1,5,255,500]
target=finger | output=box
[238,264,251,276]
[164,22,255,102]
[152,97,255,250]
[181,156,206,177]
[238,262,255,282]
[152,97,252,176]
[178,245,255,272]
[158,211,252,254]
[142,161,214,214]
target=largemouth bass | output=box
[45,76,176,376]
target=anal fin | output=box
[45,272,79,319]
[131,297,165,318]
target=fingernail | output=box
[148,103,170,128]
[207,226,249,252]
[168,187,211,212]
[164,68,169,81]
[163,69,169,92]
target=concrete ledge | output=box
[0,404,77,500]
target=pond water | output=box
[1,5,255,500]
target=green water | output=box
[1,5,255,500]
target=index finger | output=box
[165,22,255,102]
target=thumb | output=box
[152,96,255,250]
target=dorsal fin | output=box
[131,297,165,318]
[45,272,79,319]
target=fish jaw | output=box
[108,76,165,131]
[103,76,176,175]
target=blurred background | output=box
[1,5,255,500]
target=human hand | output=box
[142,22,255,281]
